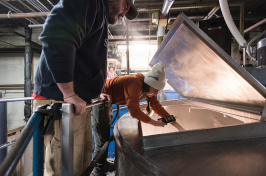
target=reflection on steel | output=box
[114,99,266,175]
[61,103,74,176]
[150,13,266,109]
[86,100,105,108]
[143,122,266,150]
[141,100,260,137]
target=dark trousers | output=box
[91,104,112,176]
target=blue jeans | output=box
[91,104,112,176]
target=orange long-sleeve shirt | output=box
[103,73,170,123]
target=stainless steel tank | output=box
[114,13,266,176]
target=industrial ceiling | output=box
[0,0,265,49]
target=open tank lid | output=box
[150,13,266,110]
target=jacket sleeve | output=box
[124,81,152,123]
[39,0,99,83]
[150,96,170,118]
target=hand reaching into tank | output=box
[170,121,185,131]
[148,119,166,127]
[99,93,112,106]
[64,94,87,115]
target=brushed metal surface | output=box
[150,13,266,108]
[115,111,266,176]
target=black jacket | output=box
[34,0,108,101]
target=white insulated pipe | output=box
[219,0,247,48]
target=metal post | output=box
[24,27,33,121]
[61,103,74,176]
[157,26,165,47]
[0,91,7,165]
[243,48,246,66]
[126,19,130,75]
[33,120,44,176]
[0,112,42,176]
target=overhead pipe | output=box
[244,18,266,34]
[46,0,55,7]
[219,0,247,48]
[27,0,49,12]
[161,0,174,15]
[203,7,220,20]
[0,0,39,24]
[27,0,44,12]
[18,0,36,13]
[17,0,46,22]
[246,30,266,61]
[157,0,174,47]
[138,3,243,12]
[0,12,49,19]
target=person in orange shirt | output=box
[91,62,184,176]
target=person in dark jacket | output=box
[32,0,138,175]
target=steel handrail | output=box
[0,112,43,176]
[0,100,105,176]
[0,97,33,103]
[86,99,105,108]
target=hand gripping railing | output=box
[0,99,105,176]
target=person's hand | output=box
[64,94,86,115]
[170,121,185,131]
[148,119,166,127]
[99,93,112,106]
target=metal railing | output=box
[0,92,34,166]
[0,94,105,176]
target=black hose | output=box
[82,134,114,176]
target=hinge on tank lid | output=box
[260,104,266,121]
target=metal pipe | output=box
[243,48,246,66]
[24,27,33,120]
[246,30,266,61]
[161,0,174,15]
[219,0,247,48]
[17,0,46,22]
[86,100,105,109]
[126,20,130,75]
[27,0,46,12]
[157,26,165,47]
[0,92,7,165]
[244,18,266,34]
[0,141,16,150]
[0,112,43,176]
[28,24,44,28]
[0,0,39,24]
[0,12,49,19]
[203,7,220,20]
[138,3,243,12]
[33,0,49,12]
[33,120,44,176]
[81,135,114,176]
[0,97,33,103]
